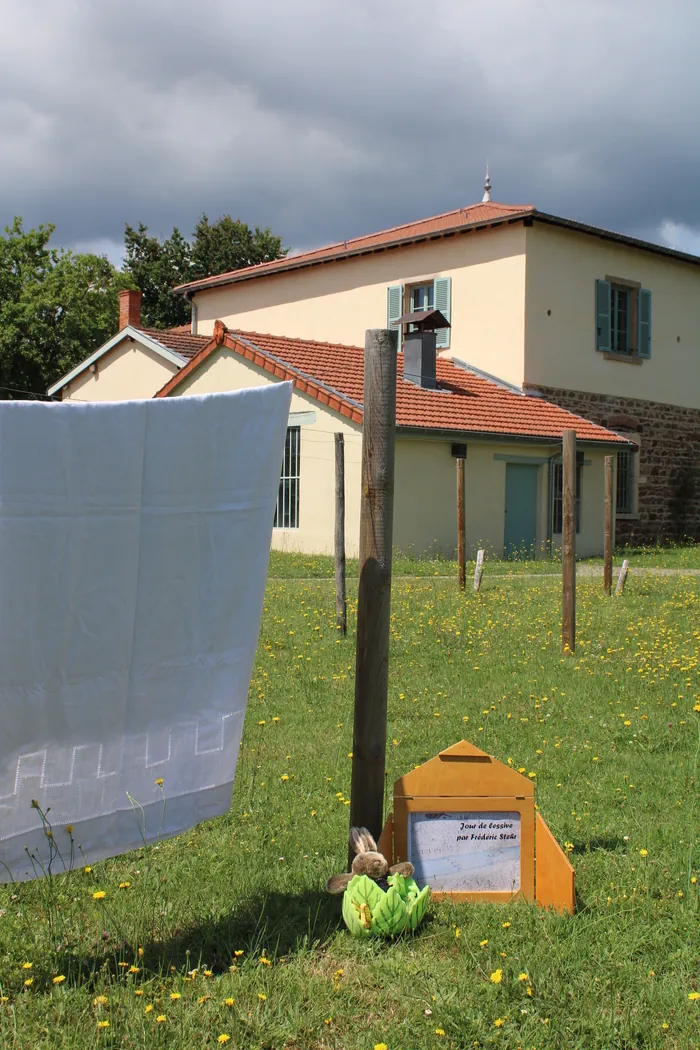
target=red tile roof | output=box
[140,326,209,360]
[174,202,534,294]
[155,326,629,446]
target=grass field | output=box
[1,557,699,1049]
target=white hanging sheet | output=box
[0,382,291,880]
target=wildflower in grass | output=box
[455,927,461,938]
[119,881,130,889]
[128,965,139,974]
[258,720,265,726]
[494,1018,504,1028]
[135,989,143,997]
[564,842,574,853]
[203,969,213,978]
[435,1028,445,1036]
[480,939,488,947]
[259,956,271,966]
[272,716,279,722]
[155,778,164,786]
[218,1037,231,1045]
[374,1044,388,1050]
[280,774,289,781]
[21,962,32,970]
[233,950,244,957]
[84,866,92,874]
[92,890,106,900]
[97,1020,110,1029]
[258,993,267,1001]
[689,991,700,1001]
[144,1005,153,1013]
[640,848,648,857]
[156,1014,166,1023]
[24,979,33,988]
[52,975,66,985]
[94,995,108,1005]
[490,969,503,984]
[170,992,181,1001]
[502,921,511,929]
[224,997,234,1007]
[65,825,73,834]
[518,973,528,981]
[118,962,129,969]
[526,986,533,997]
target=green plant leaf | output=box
[371,886,408,935]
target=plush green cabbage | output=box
[341,872,431,937]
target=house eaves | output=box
[47,327,188,396]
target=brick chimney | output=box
[119,288,142,330]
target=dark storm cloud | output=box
[1,0,699,260]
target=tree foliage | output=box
[0,218,133,399]
[123,214,287,329]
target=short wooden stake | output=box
[603,455,613,596]
[349,329,397,862]
[562,429,576,655]
[474,548,485,592]
[615,558,630,595]
[334,433,347,636]
[457,457,466,590]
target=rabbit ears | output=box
[350,826,378,855]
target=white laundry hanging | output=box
[0,382,291,880]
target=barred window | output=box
[274,426,300,529]
[551,459,582,535]
[616,449,633,514]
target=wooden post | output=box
[334,433,347,636]
[349,329,397,860]
[474,548,485,592]
[562,429,576,655]
[615,558,630,595]
[457,456,466,590]
[603,455,613,596]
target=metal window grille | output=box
[274,426,300,529]
[550,460,582,535]
[616,449,632,514]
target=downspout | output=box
[185,291,197,335]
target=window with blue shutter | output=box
[638,288,651,358]
[434,276,451,349]
[387,284,403,349]
[595,279,611,352]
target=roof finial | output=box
[482,163,492,204]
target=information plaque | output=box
[409,810,521,893]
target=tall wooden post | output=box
[349,329,397,860]
[603,455,613,596]
[334,433,347,635]
[562,429,576,655]
[457,456,466,590]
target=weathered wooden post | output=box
[562,430,576,655]
[603,455,613,596]
[616,558,630,595]
[349,329,397,861]
[457,456,466,590]
[334,432,347,636]
[474,548,485,592]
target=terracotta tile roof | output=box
[174,202,534,294]
[140,326,209,360]
[155,327,629,446]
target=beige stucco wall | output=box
[62,337,179,402]
[524,223,700,409]
[192,224,528,388]
[165,344,614,558]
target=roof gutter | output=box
[396,426,632,448]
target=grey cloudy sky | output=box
[1,0,699,264]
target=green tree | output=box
[122,214,287,329]
[0,218,133,399]
[123,223,192,330]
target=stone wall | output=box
[532,386,700,545]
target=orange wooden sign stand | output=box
[377,740,574,914]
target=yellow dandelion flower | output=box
[144,1004,153,1013]
[224,997,235,1007]
[258,992,267,1001]
[92,890,106,900]
[119,881,130,889]
[258,720,265,726]
[97,1020,110,1029]
[170,992,181,1001]
[502,921,511,929]
[280,774,289,781]
[65,825,73,835]
[52,975,66,985]
[94,995,108,1005]
[156,1014,166,1023]
[518,973,528,981]
[233,950,244,957]
[455,927,461,938]
[479,939,489,947]
[83,866,92,874]
[689,991,700,1001]
[435,1028,445,1036]
[494,1018,504,1028]
[374,1044,388,1050]
[490,969,503,984]
[21,962,32,970]
[118,962,129,969]
[128,965,139,974]
[155,778,164,786]
[259,956,271,966]
[639,848,648,857]
[24,979,33,988]
[135,989,143,996]
[218,1037,231,1045]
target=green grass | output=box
[1,562,700,1048]
[268,539,700,580]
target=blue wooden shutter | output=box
[595,279,611,351]
[638,288,651,358]
[434,276,451,349]
[387,284,403,349]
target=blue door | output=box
[504,464,538,558]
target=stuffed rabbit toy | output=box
[326,826,414,894]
